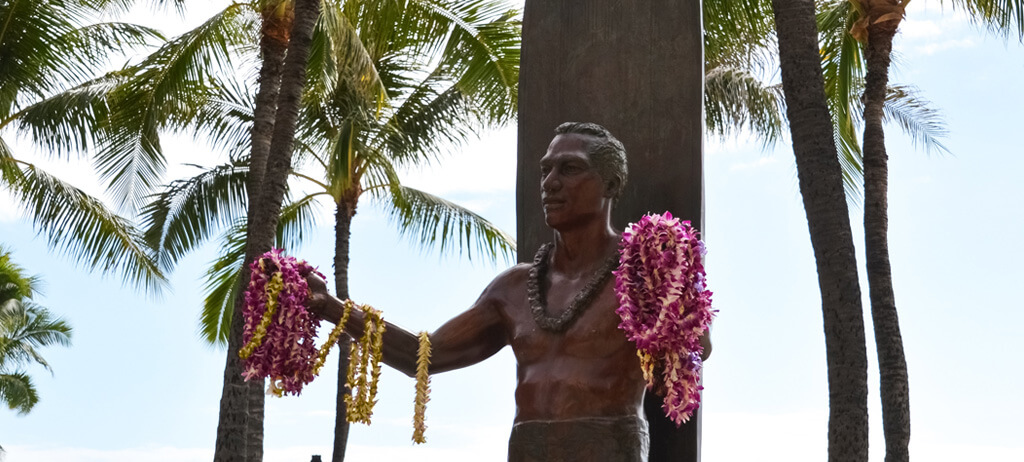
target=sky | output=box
[2,1,1023,461]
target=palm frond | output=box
[9,74,122,159]
[0,372,38,415]
[382,184,515,264]
[0,0,100,108]
[704,0,776,71]
[95,3,253,213]
[948,0,1024,40]
[198,220,246,346]
[55,21,164,78]
[430,1,520,124]
[307,1,386,113]
[7,161,166,291]
[140,162,250,273]
[191,77,256,161]
[815,0,868,200]
[0,301,72,372]
[375,82,477,167]
[704,65,785,146]
[0,246,41,301]
[883,84,951,155]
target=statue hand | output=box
[305,273,334,322]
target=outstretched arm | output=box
[307,274,509,378]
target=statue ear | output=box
[604,177,620,198]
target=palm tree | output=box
[703,0,952,198]
[818,2,1024,460]
[770,1,870,461]
[0,0,166,290]
[129,1,518,460]
[221,0,323,460]
[0,246,73,416]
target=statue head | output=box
[540,123,628,229]
[553,122,628,200]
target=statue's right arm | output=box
[307,273,510,378]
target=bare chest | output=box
[506,276,634,365]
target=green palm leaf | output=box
[6,160,166,291]
[949,0,1024,39]
[704,65,785,146]
[198,220,246,346]
[882,85,951,156]
[140,162,250,272]
[7,75,121,159]
[382,184,515,264]
[0,301,72,372]
[0,371,37,415]
[0,248,72,415]
[97,3,253,213]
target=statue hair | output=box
[553,122,628,200]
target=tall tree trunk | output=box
[770,1,869,461]
[862,14,910,462]
[248,1,291,195]
[212,0,321,460]
[212,4,289,461]
[331,195,358,462]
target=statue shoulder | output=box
[479,262,531,301]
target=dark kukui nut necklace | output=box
[528,243,620,332]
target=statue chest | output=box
[508,282,632,365]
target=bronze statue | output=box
[307,122,711,461]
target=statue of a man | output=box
[308,122,711,461]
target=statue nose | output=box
[541,170,561,191]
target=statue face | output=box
[539,134,612,230]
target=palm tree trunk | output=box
[331,196,358,462]
[862,17,910,462]
[212,0,321,461]
[770,1,869,461]
[212,8,289,462]
[248,1,290,196]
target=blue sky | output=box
[2,1,1023,461]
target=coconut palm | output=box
[704,0,952,200]
[0,0,166,290]
[770,1,870,461]
[0,246,73,416]
[817,2,1024,460]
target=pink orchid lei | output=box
[239,249,326,397]
[613,212,715,426]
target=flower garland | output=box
[239,249,326,397]
[239,249,429,439]
[312,300,354,376]
[613,212,715,426]
[344,305,385,424]
[412,331,432,444]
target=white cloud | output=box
[912,37,977,56]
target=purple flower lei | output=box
[240,249,326,397]
[613,212,715,426]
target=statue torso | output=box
[492,263,646,422]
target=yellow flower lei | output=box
[312,300,355,376]
[345,304,385,424]
[238,270,284,360]
[412,331,432,444]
